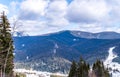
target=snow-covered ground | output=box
[104,47,120,77]
[14,69,67,77]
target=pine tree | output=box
[68,58,109,77]
[0,12,14,77]
[68,60,77,77]
[92,60,110,77]
[77,57,89,77]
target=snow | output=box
[96,34,100,39]
[53,49,56,54]
[22,44,25,47]
[13,53,16,56]
[104,47,120,77]
[14,69,67,77]
[53,43,59,54]
[26,56,29,60]
[13,45,15,49]
[104,47,117,64]
[77,32,81,35]
[55,43,59,48]
[14,69,50,77]
[73,39,77,41]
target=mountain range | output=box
[13,30,120,73]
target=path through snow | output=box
[104,47,120,77]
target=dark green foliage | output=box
[0,12,14,76]
[76,57,89,77]
[68,58,110,77]
[68,61,77,77]
[68,57,90,77]
[92,60,110,77]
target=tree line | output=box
[68,57,110,77]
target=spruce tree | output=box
[77,57,89,77]
[68,60,77,77]
[0,12,14,76]
[68,58,110,77]
[92,60,110,77]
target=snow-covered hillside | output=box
[14,69,67,77]
[104,47,120,77]
[14,46,120,77]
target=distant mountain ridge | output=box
[16,30,120,39]
[70,30,120,39]
[13,30,120,73]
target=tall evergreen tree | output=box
[77,57,89,77]
[92,60,110,77]
[68,58,110,77]
[0,12,14,77]
[68,60,77,77]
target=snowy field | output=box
[14,69,67,77]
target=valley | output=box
[13,30,120,76]
[14,46,120,77]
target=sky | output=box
[0,0,120,36]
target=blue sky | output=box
[0,0,120,36]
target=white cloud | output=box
[46,0,67,19]
[19,0,49,20]
[17,20,68,36]
[46,0,69,26]
[9,1,19,14]
[6,0,120,35]
[14,20,47,35]
[0,4,9,15]
[107,0,120,21]
[67,0,110,23]
[14,0,70,35]
[65,0,120,33]
[63,23,103,33]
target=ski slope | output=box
[104,47,120,77]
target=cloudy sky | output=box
[0,0,120,36]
